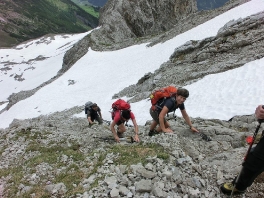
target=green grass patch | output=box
[0,129,169,197]
[108,142,170,166]
[25,142,85,167]
[78,5,99,18]
[0,166,24,196]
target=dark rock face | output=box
[63,0,198,70]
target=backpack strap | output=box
[155,98,166,111]
[171,97,177,121]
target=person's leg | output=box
[117,123,126,138]
[236,137,264,190]
[149,108,158,129]
[150,120,158,131]
[221,137,264,194]
[149,108,160,136]
[153,120,170,132]
[94,115,103,125]
[117,123,126,132]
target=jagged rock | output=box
[0,106,263,197]
[1,0,264,197]
[135,179,152,193]
[60,0,198,80]
[45,183,67,195]
[116,11,264,102]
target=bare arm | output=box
[87,116,93,124]
[181,109,199,133]
[110,121,119,142]
[87,111,94,124]
[255,105,264,120]
[131,118,140,142]
[98,111,102,118]
[159,106,172,133]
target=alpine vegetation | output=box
[0,0,264,197]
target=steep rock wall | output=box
[114,11,264,102]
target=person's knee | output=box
[118,124,126,132]
[98,118,103,124]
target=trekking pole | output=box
[230,106,264,197]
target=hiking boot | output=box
[220,182,246,195]
[149,130,159,136]
[117,131,124,138]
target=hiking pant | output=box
[234,135,264,190]
[149,108,166,124]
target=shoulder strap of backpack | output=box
[155,97,166,111]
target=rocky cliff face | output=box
[63,0,197,69]
[96,0,197,44]
[62,0,248,74]
[115,11,264,102]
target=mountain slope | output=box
[70,0,101,18]
[197,0,230,10]
[0,0,99,48]
[72,0,108,7]
[0,0,264,197]
[88,0,108,7]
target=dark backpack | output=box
[84,101,93,114]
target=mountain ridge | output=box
[0,0,99,48]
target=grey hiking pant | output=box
[150,108,166,124]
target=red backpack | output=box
[150,86,177,110]
[112,99,131,111]
[111,99,131,120]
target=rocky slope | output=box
[115,10,264,102]
[1,0,264,197]
[0,106,264,197]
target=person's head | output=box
[176,88,189,104]
[121,110,131,121]
[92,103,98,110]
